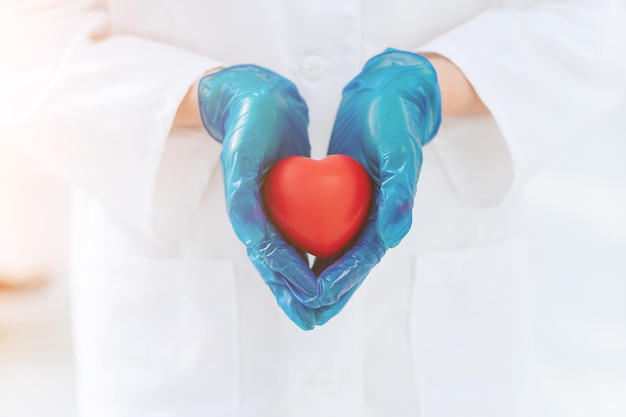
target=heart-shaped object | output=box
[262,155,372,258]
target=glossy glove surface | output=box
[312,49,442,323]
[198,65,318,330]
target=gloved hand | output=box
[311,48,442,325]
[198,65,319,330]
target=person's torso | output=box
[108,0,501,155]
[71,2,532,416]
[106,0,520,250]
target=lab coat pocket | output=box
[409,239,534,417]
[72,258,239,417]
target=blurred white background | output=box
[0,142,73,416]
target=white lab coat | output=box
[1,0,625,416]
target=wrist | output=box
[420,53,488,117]
[173,80,202,128]
[173,67,224,129]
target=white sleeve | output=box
[0,0,225,239]
[417,0,626,203]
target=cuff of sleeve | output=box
[89,38,226,240]
[150,126,222,241]
[414,16,523,206]
[123,44,226,240]
[416,3,626,206]
[415,42,520,204]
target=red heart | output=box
[262,155,372,258]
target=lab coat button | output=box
[300,55,328,80]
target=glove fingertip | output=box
[315,289,354,326]
[229,190,267,246]
[298,320,316,331]
[267,282,316,331]
[315,309,333,326]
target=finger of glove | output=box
[249,247,316,330]
[377,162,419,248]
[221,88,313,245]
[219,100,292,246]
[247,223,319,304]
[310,224,359,277]
[328,93,421,249]
[315,283,361,326]
[326,94,373,171]
[221,141,267,246]
[267,282,316,331]
[314,216,386,306]
[372,96,423,248]
[327,94,360,152]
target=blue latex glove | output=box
[311,49,442,325]
[198,65,319,330]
